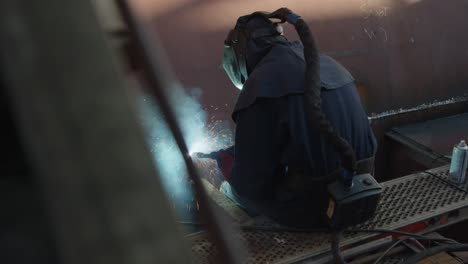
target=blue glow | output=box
[138,84,233,220]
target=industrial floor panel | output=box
[188,166,468,264]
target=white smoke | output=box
[138,84,233,219]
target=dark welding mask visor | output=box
[223,44,247,90]
[222,13,281,90]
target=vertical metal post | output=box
[115,1,246,263]
[0,1,191,263]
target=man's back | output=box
[227,41,377,227]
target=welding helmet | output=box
[223,12,283,90]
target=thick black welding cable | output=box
[291,15,357,176]
[373,237,419,264]
[332,230,346,264]
[348,229,457,244]
[115,1,244,263]
[421,170,468,194]
[401,244,468,264]
[290,14,355,263]
[180,221,457,244]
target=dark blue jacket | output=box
[229,40,377,227]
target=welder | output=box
[198,9,377,228]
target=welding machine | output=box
[327,172,382,230]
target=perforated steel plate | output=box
[189,166,468,264]
[354,167,468,231]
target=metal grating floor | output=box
[189,166,468,264]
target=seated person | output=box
[210,10,377,228]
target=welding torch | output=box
[192,147,235,181]
[192,146,234,160]
[192,152,218,159]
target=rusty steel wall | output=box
[134,0,468,121]
[124,0,468,182]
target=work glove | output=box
[194,146,235,181]
[269,8,302,24]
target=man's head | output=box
[222,12,285,90]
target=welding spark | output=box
[138,86,233,221]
